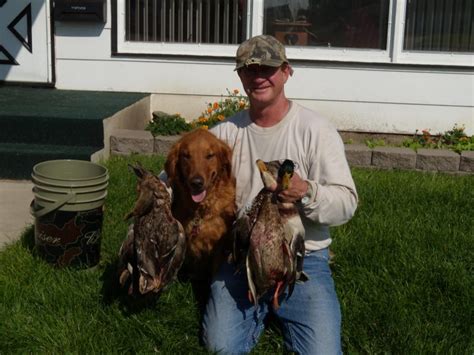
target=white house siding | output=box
[54,22,473,135]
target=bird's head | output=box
[277,159,295,190]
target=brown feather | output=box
[117,164,186,296]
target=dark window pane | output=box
[126,0,247,44]
[404,0,474,52]
[263,0,389,49]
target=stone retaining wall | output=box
[110,129,474,174]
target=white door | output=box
[0,0,53,83]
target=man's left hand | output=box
[277,172,308,203]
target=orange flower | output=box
[213,102,219,110]
[201,125,209,130]
[217,114,225,121]
[233,89,239,94]
[198,116,208,123]
[207,107,213,114]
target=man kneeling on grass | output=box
[202,35,358,354]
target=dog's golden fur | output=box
[165,128,236,278]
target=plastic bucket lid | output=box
[31,160,109,218]
[33,159,108,186]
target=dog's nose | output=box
[190,176,204,190]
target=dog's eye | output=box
[206,153,215,159]
[181,152,190,160]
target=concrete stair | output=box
[0,86,147,179]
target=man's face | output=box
[237,64,291,107]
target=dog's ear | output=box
[165,140,180,185]
[218,140,233,180]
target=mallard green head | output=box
[278,159,295,190]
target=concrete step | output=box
[0,86,149,180]
[0,114,104,146]
[0,143,100,179]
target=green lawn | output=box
[0,155,472,353]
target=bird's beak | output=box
[256,159,267,173]
[256,159,277,191]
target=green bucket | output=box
[30,160,109,268]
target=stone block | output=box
[344,144,372,167]
[459,151,474,172]
[110,129,154,155]
[154,135,180,156]
[372,147,416,169]
[416,149,460,172]
[110,150,130,157]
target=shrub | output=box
[146,111,191,136]
[402,124,473,153]
[365,139,386,149]
[146,89,249,136]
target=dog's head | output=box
[165,128,233,204]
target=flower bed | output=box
[111,93,473,174]
[110,131,474,173]
[360,124,473,154]
[145,89,249,136]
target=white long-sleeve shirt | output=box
[211,101,358,251]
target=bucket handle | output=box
[30,192,76,218]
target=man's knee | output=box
[202,327,249,354]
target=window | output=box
[393,0,473,65]
[263,0,390,50]
[404,0,473,53]
[115,0,473,66]
[125,0,246,44]
[117,0,247,56]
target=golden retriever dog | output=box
[165,128,236,280]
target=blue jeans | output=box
[202,248,342,354]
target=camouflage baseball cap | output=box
[235,35,289,71]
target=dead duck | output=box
[233,159,307,310]
[118,164,186,296]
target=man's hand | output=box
[266,172,308,203]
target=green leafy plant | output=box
[440,124,474,152]
[190,88,249,130]
[402,124,473,153]
[146,89,249,136]
[146,111,192,136]
[365,139,386,149]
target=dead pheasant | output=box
[118,164,186,296]
[233,159,307,309]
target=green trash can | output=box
[30,160,108,268]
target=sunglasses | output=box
[238,65,281,77]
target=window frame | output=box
[115,0,473,67]
[391,0,473,67]
[115,0,244,57]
